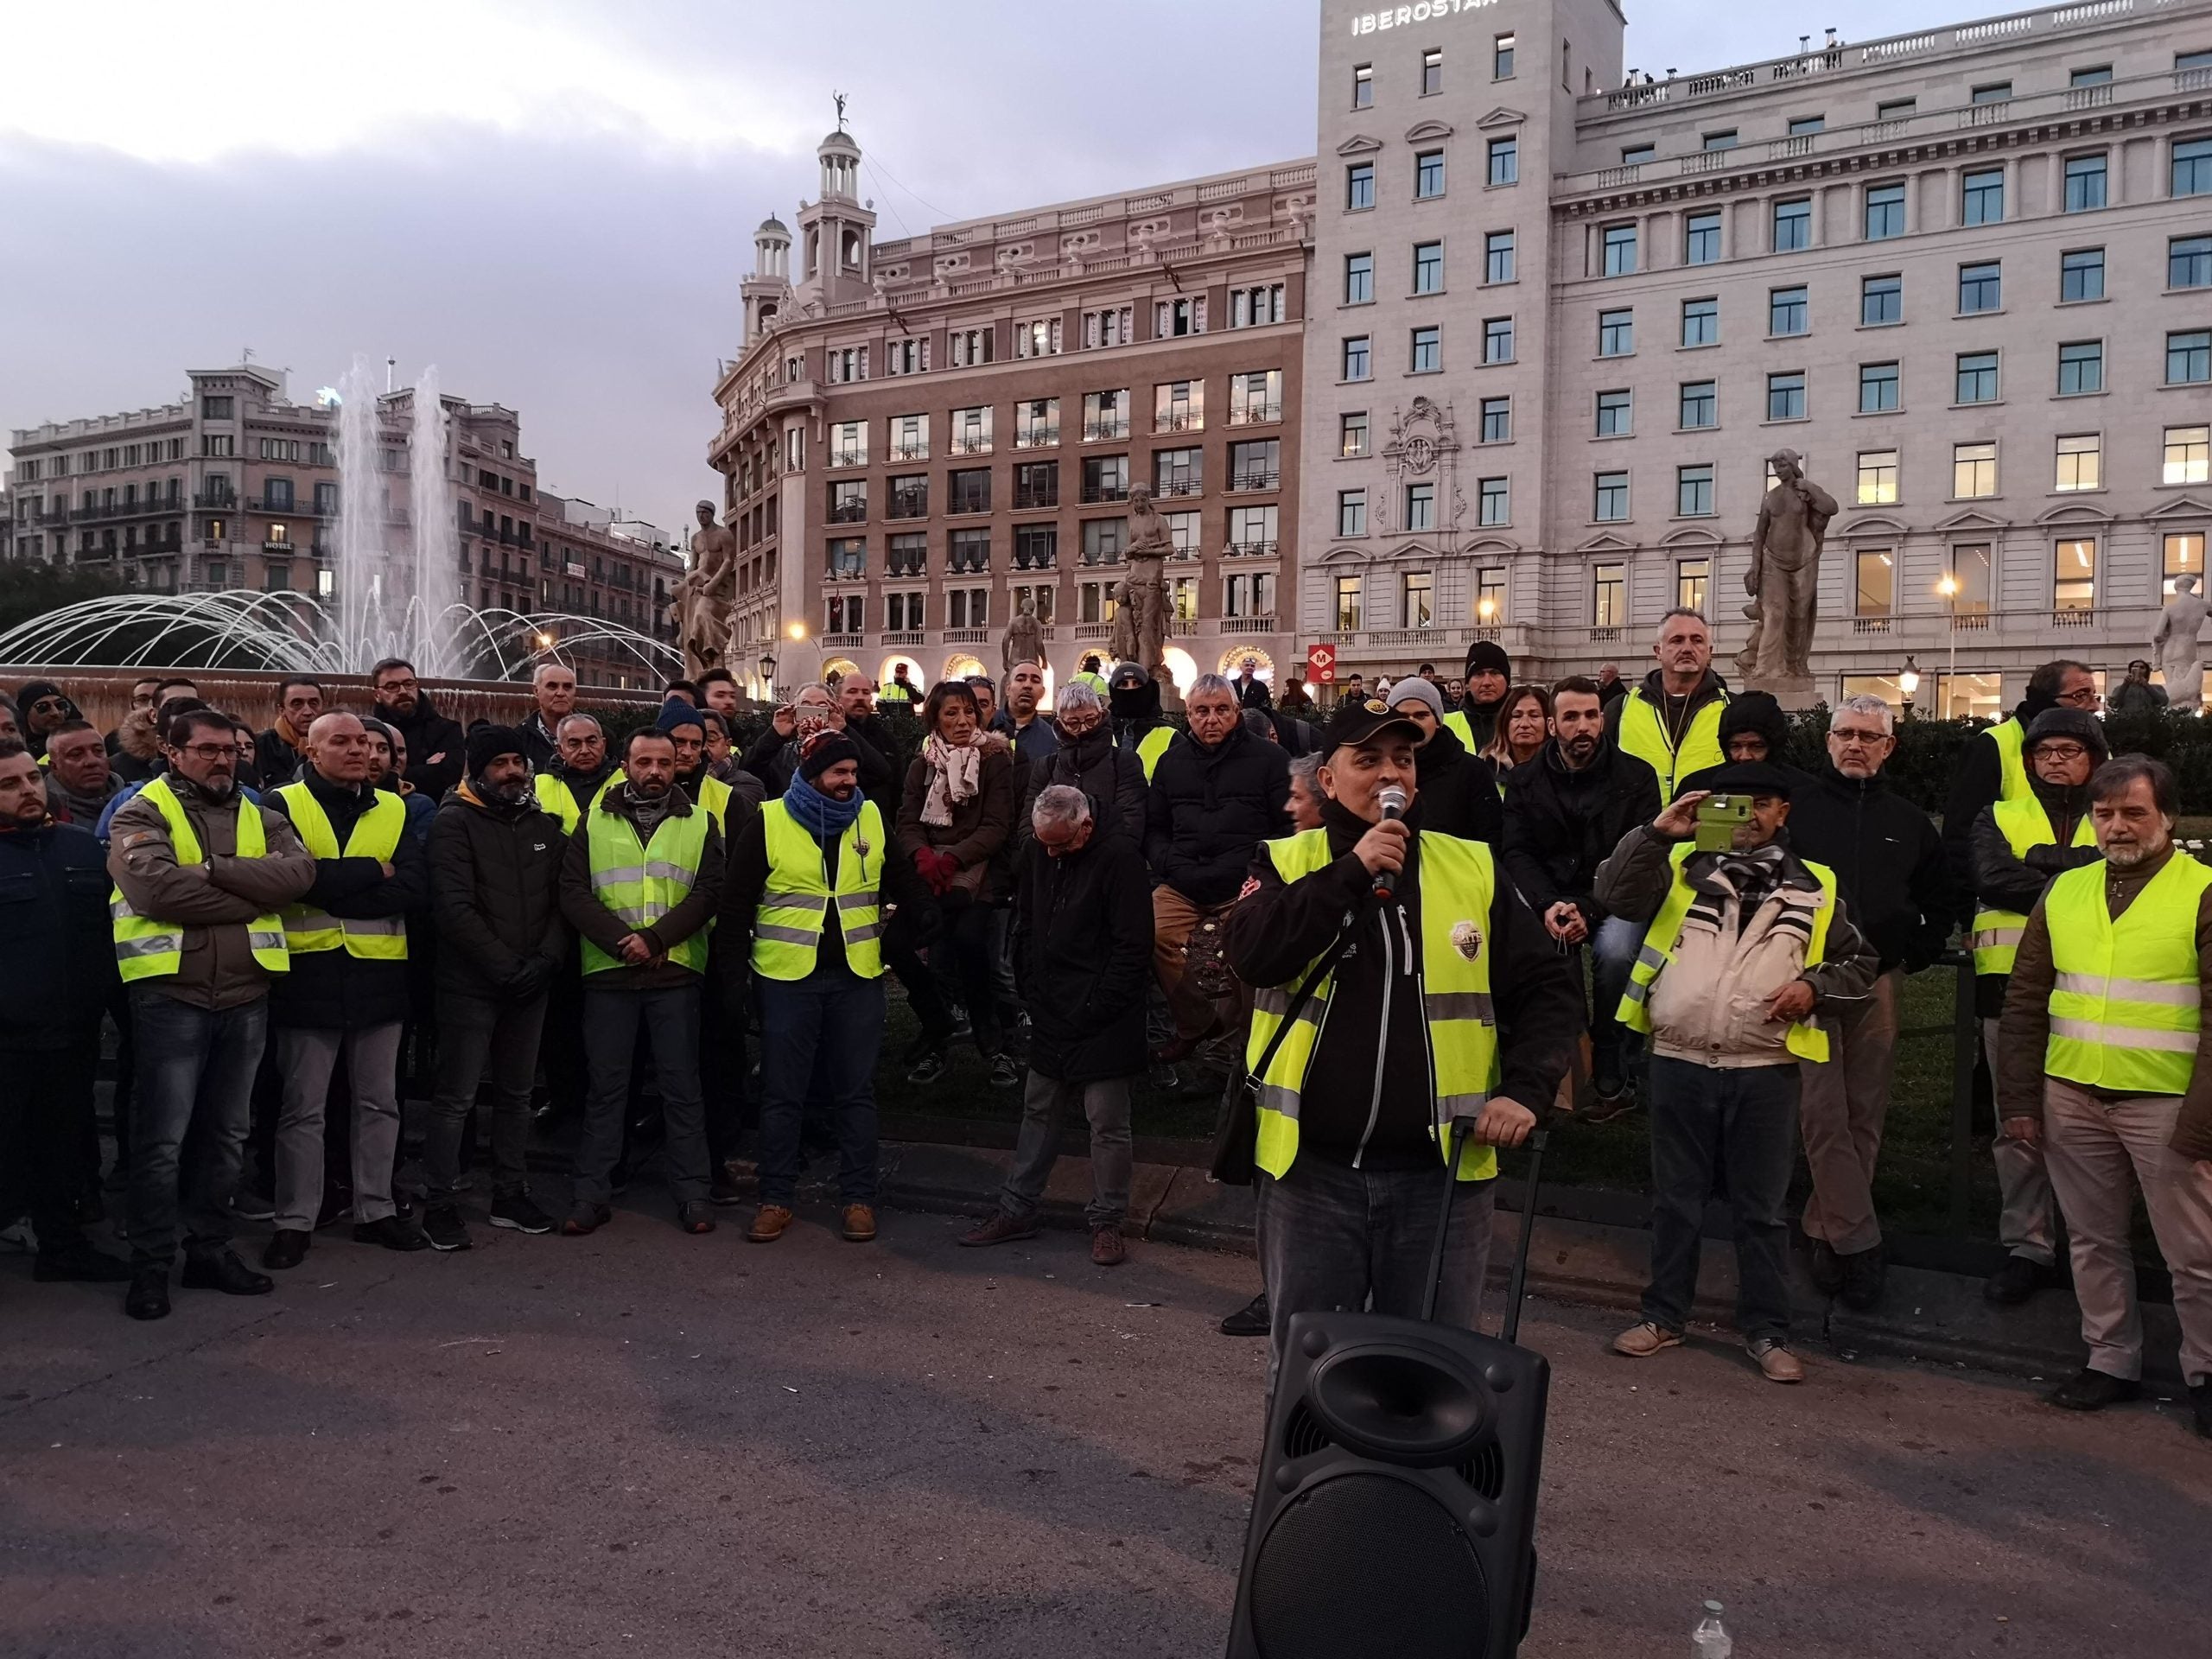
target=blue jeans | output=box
[1642,1057,1800,1343]
[1589,914,1644,1087]
[757,969,887,1205]
[125,990,268,1269]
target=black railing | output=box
[1154,476,1203,498]
[1014,486,1059,510]
[1225,538,1280,557]
[192,493,236,510]
[1154,412,1205,433]
[1228,469,1281,492]
[1229,403,1284,425]
[1082,421,1129,442]
[887,493,929,518]
[1081,482,1129,504]
[946,495,992,516]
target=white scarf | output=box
[920,734,982,829]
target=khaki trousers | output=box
[1798,969,1901,1255]
[2042,1077,2212,1385]
[1983,1015,2057,1265]
[1153,887,1231,1043]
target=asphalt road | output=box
[3,1192,2207,1659]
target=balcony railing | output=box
[1082,420,1130,442]
[1154,412,1205,434]
[819,632,863,649]
[946,495,992,516]
[193,493,237,510]
[829,448,868,469]
[827,500,868,524]
[1224,539,1280,558]
[944,627,990,644]
[1014,428,1060,448]
[1013,485,1059,510]
[1227,403,1283,426]
[887,493,928,519]
[1074,622,1113,639]
[823,560,868,582]
[1154,476,1203,499]
[1081,482,1129,504]
[889,442,930,461]
[1226,470,1281,493]
[881,630,925,646]
[1013,550,1058,571]
[1221,616,1279,634]
[950,435,993,455]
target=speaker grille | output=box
[1281,1401,1332,1462]
[1249,1472,1491,1659]
[1458,1441,1505,1501]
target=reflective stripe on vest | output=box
[750,798,887,982]
[1243,828,1501,1184]
[273,782,409,960]
[2044,852,2212,1095]
[111,774,289,981]
[1135,726,1175,782]
[1971,796,2094,976]
[1988,717,2031,808]
[1616,841,1836,1063]
[1616,693,1728,800]
[580,804,712,976]
[533,772,614,836]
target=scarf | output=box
[1710,841,1788,924]
[919,734,982,829]
[785,772,865,840]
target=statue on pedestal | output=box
[1001,594,1045,674]
[675,499,736,678]
[1109,486,1176,704]
[1737,449,1839,707]
[2155,573,2208,714]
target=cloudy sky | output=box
[3,0,1976,532]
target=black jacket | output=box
[1784,766,1953,975]
[428,783,569,1000]
[515,711,562,773]
[1501,739,1662,926]
[1235,677,1273,709]
[1014,831,1154,1082]
[0,819,115,1046]
[253,725,304,788]
[741,721,896,805]
[1224,800,1582,1167]
[1412,723,1502,845]
[380,693,467,802]
[720,798,937,979]
[263,770,431,1030]
[1018,727,1147,847]
[1942,697,2056,928]
[1143,721,1291,906]
[1453,693,1508,754]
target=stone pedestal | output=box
[1766,675,1819,712]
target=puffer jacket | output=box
[1017,726,1147,847]
[0,817,116,1045]
[1593,824,1878,1068]
[1142,721,1290,906]
[429,782,569,1000]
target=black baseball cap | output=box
[1323,696,1424,753]
[1681,760,1796,801]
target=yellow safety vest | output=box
[580,799,712,976]
[1971,796,2094,976]
[1617,841,1838,1062]
[1987,717,2031,807]
[1245,828,1501,1184]
[694,772,733,836]
[533,771,615,836]
[1440,709,1478,753]
[750,798,887,982]
[1133,725,1176,782]
[1617,691,1729,800]
[878,680,915,705]
[2044,852,2212,1096]
[271,782,409,960]
[111,775,289,981]
[1071,672,1109,696]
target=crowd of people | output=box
[0,627,2204,1440]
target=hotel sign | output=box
[1351,0,1497,32]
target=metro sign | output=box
[1351,0,1499,35]
[1306,642,1338,683]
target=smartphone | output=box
[795,711,830,740]
[1694,793,1753,852]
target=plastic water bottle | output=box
[1693,1600,1733,1657]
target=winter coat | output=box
[0,819,116,1046]
[428,783,569,1001]
[743,720,896,804]
[1018,727,1147,847]
[896,739,1017,904]
[107,712,163,785]
[1143,721,1290,906]
[262,770,432,1031]
[1784,766,1952,975]
[48,771,124,833]
[378,692,467,802]
[1501,739,1662,926]
[1411,722,1503,845]
[515,710,562,772]
[558,782,725,990]
[252,722,305,788]
[1014,830,1155,1082]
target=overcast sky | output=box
[3,0,1981,532]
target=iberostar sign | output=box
[1350,0,1500,34]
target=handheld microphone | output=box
[1373,784,1408,902]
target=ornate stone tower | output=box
[742,215,791,344]
[793,126,877,312]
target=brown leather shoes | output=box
[1090,1225,1128,1266]
[959,1211,1040,1248]
[841,1204,878,1243]
[1749,1337,1805,1383]
[746,1204,794,1243]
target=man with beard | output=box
[253,677,323,785]
[743,683,893,804]
[107,707,315,1319]
[515,662,578,772]
[44,721,124,829]
[14,679,80,762]
[1501,677,1662,1110]
[418,727,568,1249]
[1999,756,2212,1440]
[697,668,742,726]
[1384,676,1501,844]
[369,658,465,801]
[1608,608,1732,800]
[1440,642,1512,755]
[1019,683,1143,845]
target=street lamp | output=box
[1935,572,1961,718]
[758,651,777,702]
[1476,595,1497,626]
[1898,654,1921,721]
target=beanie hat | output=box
[797,729,861,782]
[1385,676,1446,721]
[1464,641,1513,681]
[1719,691,1791,758]
[466,724,528,775]
[654,698,705,736]
[2024,707,2110,764]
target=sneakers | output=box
[421,1205,472,1252]
[746,1204,794,1243]
[959,1211,1040,1249]
[1090,1225,1127,1267]
[561,1200,612,1237]
[1611,1320,1684,1358]
[488,1193,556,1235]
[841,1204,878,1243]
[1749,1337,1805,1383]
[709,1170,747,1208]
[353,1215,431,1253]
[2048,1367,2140,1412]
[987,1053,1021,1090]
[1838,1245,1886,1314]
[1582,1088,1641,1126]
[677,1200,716,1236]
[261,1229,311,1271]
[226,1186,276,1224]
[1985,1255,2056,1306]
[906,1051,948,1086]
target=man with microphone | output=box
[1225,698,1582,1380]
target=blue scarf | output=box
[785,772,865,840]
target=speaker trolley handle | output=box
[1420,1117,1551,1345]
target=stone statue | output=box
[1001,594,1044,674]
[675,499,736,677]
[1738,449,1839,706]
[1109,486,1175,702]
[2155,573,2208,714]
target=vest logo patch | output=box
[1238,875,1262,900]
[1450,919,1484,962]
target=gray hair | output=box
[555,713,602,737]
[1241,708,1276,739]
[1031,784,1093,835]
[794,681,836,706]
[1188,672,1236,703]
[1833,693,1895,735]
[963,673,997,696]
[1055,683,1103,716]
[1288,752,1321,791]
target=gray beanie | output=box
[1387,677,1447,721]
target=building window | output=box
[1772,197,1811,252]
[1962,167,2005,226]
[828,480,868,524]
[2166,424,2212,485]
[1865,182,1906,239]
[2055,537,2096,611]
[1154,447,1203,497]
[1486,137,1516,186]
[1602,223,1637,276]
[1404,482,1436,531]
[1421,46,1443,94]
[951,406,993,454]
[886,534,925,577]
[2063,153,2107,213]
[1854,549,1895,617]
[1958,261,2001,314]
[1621,143,1655,165]
[1416,149,1446,198]
[1345,251,1374,303]
[1341,411,1370,457]
[1493,31,1516,78]
[2170,329,2212,385]
[1083,306,1135,348]
[829,420,867,467]
[1413,240,1445,294]
[1154,379,1204,434]
[2054,433,2101,492]
[1593,471,1629,521]
[1338,489,1368,537]
[1083,390,1129,441]
[1475,565,1507,624]
[1484,230,1516,283]
[1402,571,1434,628]
[1595,388,1632,436]
[1861,273,1902,326]
[825,535,868,579]
[1014,317,1061,358]
[1766,371,1806,421]
[2051,249,2105,308]
[1080,455,1129,505]
[2057,340,2104,396]
[1011,582,1054,622]
[826,345,868,382]
[1411,326,1443,372]
[1856,448,1900,505]
[1681,297,1719,347]
[1077,582,1115,624]
[1479,397,1511,442]
[1592,563,1626,627]
[1770,285,1808,336]
[1684,210,1720,265]
[1955,352,1999,404]
[1228,505,1278,554]
[1347,162,1376,209]
[1013,524,1058,571]
[1954,441,1999,499]
[200,395,233,420]
[1482,316,1514,363]
[1081,518,1128,565]
[1353,61,1374,106]
[1335,575,1363,630]
[1156,296,1206,338]
[1344,336,1372,380]
[1859,361,1900,413]
[1972,80,2013,106]
[1789,114,1826,136]
[888,474,930,518]
[2166,531,2207,594]
[1878,97,1916,120]
[1230,283,1287,327]
[1598,308,1633,356]
[1478,475,1510,525]
[1679,380,1717,429]
[949,467,993,513]
[1702,129,1738,152]
[1948,543,1993,614]
[1223,571,1274,620]
[1014,400,1058,449]
[947,588,989,627]
[1676,464,1715,517]
[1228,370,1282,426]
[2172,235,2212,289]
[1675,557,1711,613]
[2173,137,2212,197]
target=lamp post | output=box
[1935,572,1960,718]
[1898,654,1921,721]
[758,651,777,703]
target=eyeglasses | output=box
[376,677,419,693]
[2056,687,2100,708]
[1058,714,1103,734]
[1829,728,1889,747]
[2035,743,2089,762]
[175,742,235,760]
